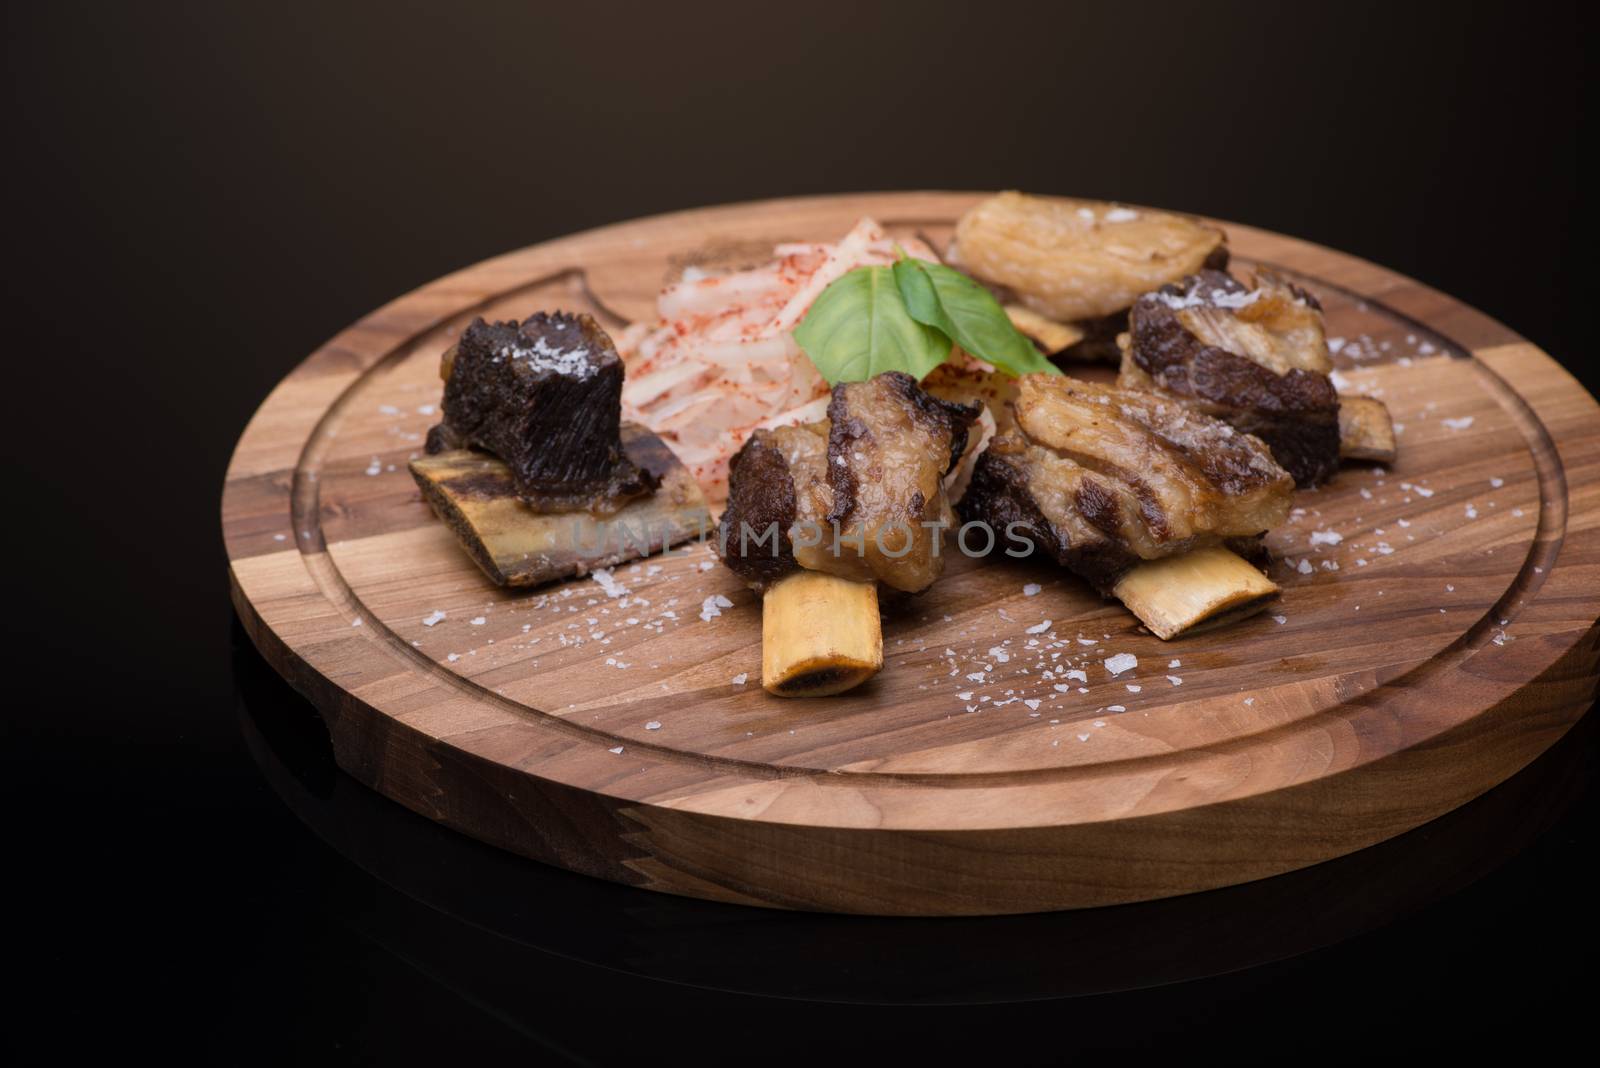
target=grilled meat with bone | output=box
[959,375,1293,593]
[718,371,980,594]
[425,311,657,514]
[1118,269,1340,486]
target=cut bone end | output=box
[1338,395,1397,463]
[1112,546,1280,640]
[761,571,882,696]
[1004,304,1086,354]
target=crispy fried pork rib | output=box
[1118,269,1341,486]
[718,371,980,594]
[425,311,658,514]
[958,375,1293,593]
[950,191,1229,361]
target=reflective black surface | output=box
[9,0,1590,1059]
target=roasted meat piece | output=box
[718,371,980,593]
[425,311,658,514]
[950,191,1229,361]
[959,375,1293,593]
[1118,269,1341,486]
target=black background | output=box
[7,1,1592,1061]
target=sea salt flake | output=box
[1309,529,1343,547]
[470,616,486,626]
[1104,653,1138,675]
[1023,583,1042,597]
[645,720,662,730]
[1107,704,1126,712]
[1026,619,1052,634]
[1441,416,1475,430]
[1024,699,1042,711]
[593,568,629,599]
[608,746,624,755]
[699,593,734,622]
[421,610,446,627]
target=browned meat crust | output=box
[425,311,658,514]
[959,446,1135,593]
[715,429,801,590]
[825,371,978,525]
[957,374,1292,593]
[1123,270,1340,486]
[718,372,979,594]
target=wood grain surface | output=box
[222,192,1600,915]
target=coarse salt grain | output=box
[593,568,628,598]
[699,594,733,622]
[422,610,446,627]
[1104,653,1138,675]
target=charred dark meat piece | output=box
[718,370,980,594]
[1118,269,1340,486]
[958,375,1293,593]
[425,311,658,514]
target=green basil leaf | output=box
[892,256,1061,378]
[793,266,952,385]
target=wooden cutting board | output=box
[223,192,1600,916]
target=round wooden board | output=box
[223,192,1600,916]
